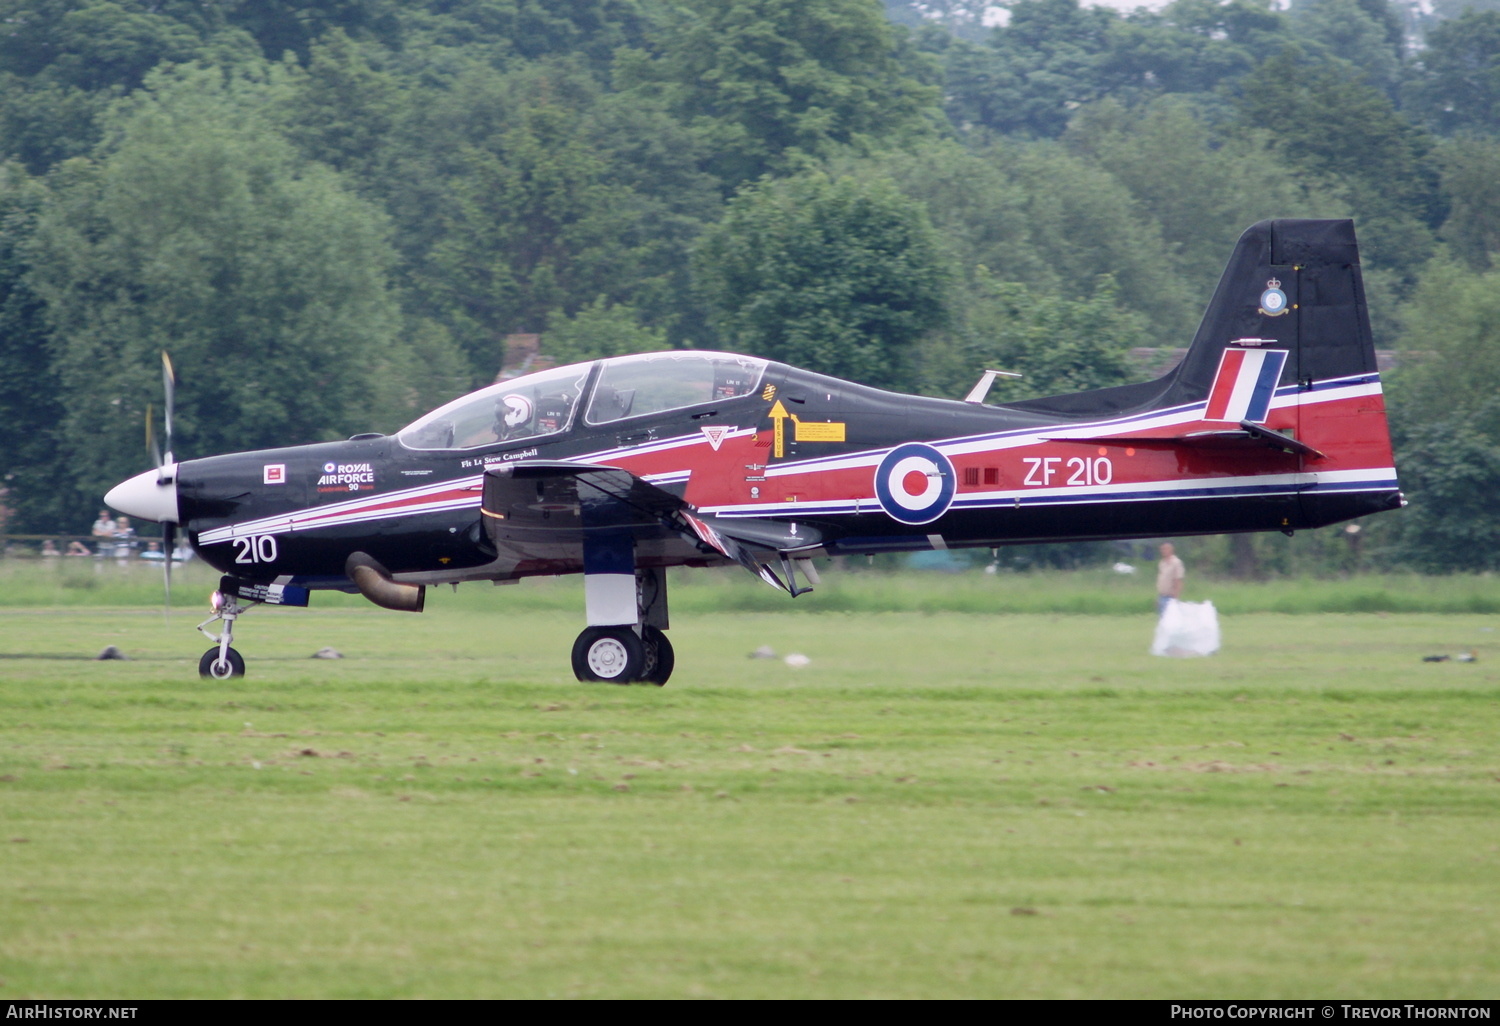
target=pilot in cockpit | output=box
[496,393,535,441]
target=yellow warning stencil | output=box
[794,422,846,442]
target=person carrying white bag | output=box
[1151,542,1219,656]
[1155,542,1185,616]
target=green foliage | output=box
[543,298,670,364]
[1100,14,1252,107]
[996,141,1196,337]
[1065,99,1348,300]
[418,100,641,367]
[278,30,401,183]
[1388,411,1500,572]
[881,1,1000,43]
[0,163,71,533]
[921,274,1148,401]
[1236,47,1441,310]
[1287,0,1403,93]
[1436,136,1500,271]
[383,60,706,375]
[0,0,205,92]
[935,0,1298,139]
[0,0,1490,569]
[1392,260,1500,429]
[393,0,650,73]
[694,170,949,390]
[1386,260,1500,571]
[1237,48,1438,220]
[26,67,407,513]
[620,0,940,186]
[853,135,1193,336]
[0,74,111,174]
[219,0,404,63]
[938,0,1116,138]
[1404,9,1500,136]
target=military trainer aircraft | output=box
[106,219,1402,685]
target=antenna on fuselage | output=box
[963,368,1023,404]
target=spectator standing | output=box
[113,517,135,559]
[91,510,115,556]
[1156,542,1185,617]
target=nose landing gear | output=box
[196,592,254,679]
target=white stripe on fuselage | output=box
[698,466,1399,518]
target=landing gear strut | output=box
[571,544,674,685]
[196,592,254,679]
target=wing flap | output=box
[482,461,819,594]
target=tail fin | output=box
[1012,219,1376,416]
[1015,219,1402,526]
[1172,218,1375,404]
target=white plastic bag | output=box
[1151,599,1220,658]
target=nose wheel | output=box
[199,646,246,679]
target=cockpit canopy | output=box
[396,351,769,451]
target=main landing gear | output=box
[569,554,674,686]
[196,592,253,679]
[571,625,674,686]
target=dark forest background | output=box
[1,0,1497,572]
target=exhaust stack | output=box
[345,552,426,613]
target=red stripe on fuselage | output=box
[602,389,1393,514]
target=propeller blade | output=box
[146,403,162,469]
[160,352,176,469]
[162,521,175,616]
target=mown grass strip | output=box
[4,559,1497,614]
[1,605,1497,996]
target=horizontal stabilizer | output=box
[1044,423,1324,460]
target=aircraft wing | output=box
[482,461,818,593]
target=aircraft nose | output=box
[104,466,180,523]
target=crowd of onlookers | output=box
[18,509,194,562]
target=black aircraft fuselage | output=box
[106,219,1403,684]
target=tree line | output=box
[0,0,1496,572]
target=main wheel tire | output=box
[642,626,674,687]
[199,646,246,680]
[571,627,645,684]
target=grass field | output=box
[1,567,1498,998]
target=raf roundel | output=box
[874,443,956,525]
